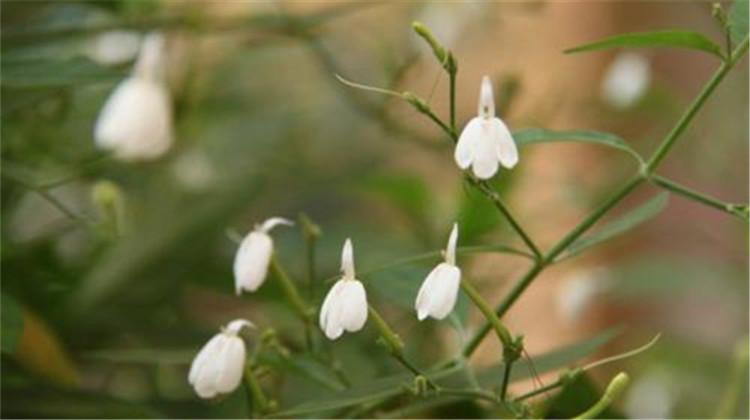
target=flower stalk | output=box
[269,256,314,350]
[244,363,270,416]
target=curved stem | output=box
[573,372,629,419]
[649,174,748,220]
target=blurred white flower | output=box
[319,239,368,340]
[624,370,676,419]
[171,150,216,191]
[415,223,461,320]
[601,52,651,109]
[234,217,293,294]
[455,76,518,179]
[188,319,254,399]
[557,267,612,322]
[86,30,142,65]
[94,33,174,161]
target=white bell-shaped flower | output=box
[188,319,254,399]
[455,76,518,179]
[234,217,293,294]
[319,239,368,340]
[415,223,461,320]
[601,52,651,109]
[94,32,174,161]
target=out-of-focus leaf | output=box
[13,308,79,388]
[1,387,163,418]
[513,128,642,163]
[70,179,263,313]
[564,30,724,58]
[457,185,501,245]
[84,348,194,365]
[558,193,669,261]
[1,294,24,354]
[0,56,125,88]
[730,0,749,44]
[362,174,431,226]
[272,328,620,417]
[260,352,347,391]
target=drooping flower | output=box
[600,52,651,109]
[454,76,518,179]
[234,217,293,294]
[94,32,174,161]
[319,239,368,340]
[188,319,254,399]
[415,223,461,320]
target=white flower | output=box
[557,267,611,322]
[86,30,142,66]
[188,319,254,399]
[234,217,293,294]
[415,223,461,320]
[94,33,173,161]
[319,239,368,340]
[601,52,651,109]
[455,76,518,179]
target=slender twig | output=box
[269,256,314,351]
[462,37,749,359]
[2,171,93,226]
[244,364,270,416]
[649,174,748,220]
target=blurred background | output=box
[1,1,747,418]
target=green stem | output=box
[513,379,564,402]
[472,179,543,259]
[573,372,629,419]
[646,37,749,172]
[367,305,404,356]
[713,339,749,418]
[459,280,512,346]
[269,256,314,350]
[439,387,499,403]
[244,364,269,416]
[650,174,748,220]
[462,176,642,357]
[449,67,457,134]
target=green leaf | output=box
[272,328,620,417]
[559,193,669,261]
[0,56,125,88]
[730,0,749,44]
[564,30,724,58]
[83,348,194,364]
[1,294,24,354]
[513,128,643,163]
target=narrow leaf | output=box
[559,193,669,261]
[730,0,749,44]
[1,294,24,354]
[1,56,125,88]
[564,30,724,58]
[514,128,643,163]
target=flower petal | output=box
[478,75,495,118]
[233,231,273,294]
[471,121,499,179]
[225,319,255,335]
[415,265,442,321]
[492,118,518,169]
[428,263,461,320]
[213,335,246,395]
[191,335,229,398]
[94,77,173,161]
[188,334,222,386]
[455,118,482,170]
[340,280,368,332]
[445,223,458,265]
[340,238,356,280]
[320,280,346,339]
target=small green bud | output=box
[91,179,125,238]
[267,399,279,412]
[712,3,728,26]
[604,372,630,400]
[413,375,429,396]
[412,21,448,64]
[298,212,322,240]
[402,91,430,114]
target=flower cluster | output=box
[182,76,519,399]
